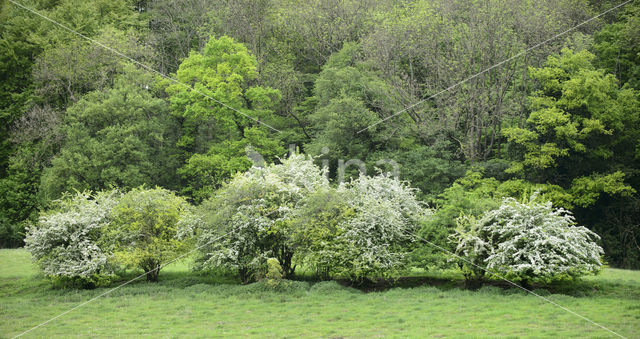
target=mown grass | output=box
[1,249,639,338]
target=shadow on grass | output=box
[15,265,640,302]
[332,270,640,300]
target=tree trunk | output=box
[142,259,161,282]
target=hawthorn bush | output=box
[187,153,432,283]
[186,154,329,283]
[26,187,193,286]
[326,175,431,281]
[452,197,604,285]
[24,191,120,287]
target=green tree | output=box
[166,36,284,202]
[503,48,640,267]
[504,48,638,207]
[363,0,595,161]
[593,3,640,89]
[109,187,191,282]
[0,0,145,246]
[39,68,179,202]
[305,43,410,173]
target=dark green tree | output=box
[39,67,180,202]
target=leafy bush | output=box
[24,191,120,288]
[451,197,604,284]
[39,68,180,203]
[416,171,575,271]
[0,218,26,248]
[189,153,431,283]
[331,175,431,281]
[291,175,431,281]
[188,154,329,283]
[108,187,191,282]
[414,171,502,270]
[288,188,355,280]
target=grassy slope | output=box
[1,249,639,338]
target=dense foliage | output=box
[39,68,180,202]
[324,175,431,280]
[24,191,119,287]
[184,154,328,282]
[24,187,193,285]
[3,0,640,270]
[109,187,191,282]
[452,197,604,284]
[186,154,430,282]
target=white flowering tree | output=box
[290,174,431,281]
[189,154,329,283]
[331,175,431,280]
[452,197,604,285]
[188,154,432,283]
[24,191,120,287]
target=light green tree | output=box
[109,187,191,282]
[165,36,284,202]
[504,48,638,207]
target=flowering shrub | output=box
[188,154,432,282]
[189,154,329,283]
[290,175,431,281]
[330,175,431,280]
[24,191,120,287]
[452,197,604,283]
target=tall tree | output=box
[593,3,640,89]
[165,36,284,202]
[0,0,144,246]
[504,48,640,267]
[363,0,597,161]
[39,67,180,202]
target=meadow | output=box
[1,249,639,338]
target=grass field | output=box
[1,249,639,338]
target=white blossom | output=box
[452,197,604,282]
[24,191,120,282]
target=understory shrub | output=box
[451,196,604,285]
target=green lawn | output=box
[1,249,639,338]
